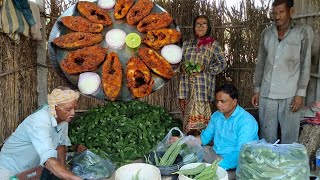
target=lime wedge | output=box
[125,33,141,48]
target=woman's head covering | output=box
[48,87,80,118]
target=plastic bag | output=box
[236,139,310,180]
[152,127,204,164]
[71,150,116,179]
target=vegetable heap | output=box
[236,141,310,179]
[173,159,222,180]
[69,101,180,167]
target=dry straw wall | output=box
[0,35,38,142]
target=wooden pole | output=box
[37,0,48,106]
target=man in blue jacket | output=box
[199,84,258,170]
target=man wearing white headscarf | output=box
[0,87,83,180]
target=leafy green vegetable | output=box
[183,61,202,75]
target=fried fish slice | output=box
[60,16,103,33]
[137,12,173,33]
[53,32,103,49]
[114,0,134,19]
[77,1,112,26]
[126,56,154,98]
[126,0,154,25]
[60,46,107,74]
[138,47,174,79]
[143,28,181,50]
[102,52,123,101]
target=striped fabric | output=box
[178,39,227,102]
[0,0,29,42]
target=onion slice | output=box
[78,72,101,95]
[105,29,127,49]
[97,0,116,9]
[161,44,182,64]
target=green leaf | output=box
[196,64,201,72]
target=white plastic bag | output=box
[72,150,115,179]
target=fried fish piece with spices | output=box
[60,16,103,33]
[137,12,173,33]
[77,1,112,26]
[102,52,123,101]
[126,56,154,98]
[126,0,154,25]
[143,28,181,50]
[53,32,103,49]
[138,47,174,79]
[114,0,134,19]
[60,46,107,74]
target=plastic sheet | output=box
[72,150,115,179]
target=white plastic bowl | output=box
[178,163,228,180]
[115,163,161,180]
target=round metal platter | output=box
[48,0,181,101]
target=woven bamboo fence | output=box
[0,35,38,142]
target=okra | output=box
[159,138,181,165]
[165,144,182,165]
[197,172,217,180]
[153,150,159,165]
[194,158,221,179]
[172,163,206,175]
[193,166,212,179]
[131,169,141,180]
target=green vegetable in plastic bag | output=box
[72,150,115,179]
[236,139,309,180]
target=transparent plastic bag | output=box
[152,127,204,164]
[71,150,115,179]
[236,139,310,180]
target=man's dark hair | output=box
[215,84,238,100]
[272,0,294,8]
[193,15,212,37]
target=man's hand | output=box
[45,158,82,180]
[291,96,303,112]
[72,144,87,153]
[251,93,259,108]
[77,144,87,153]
